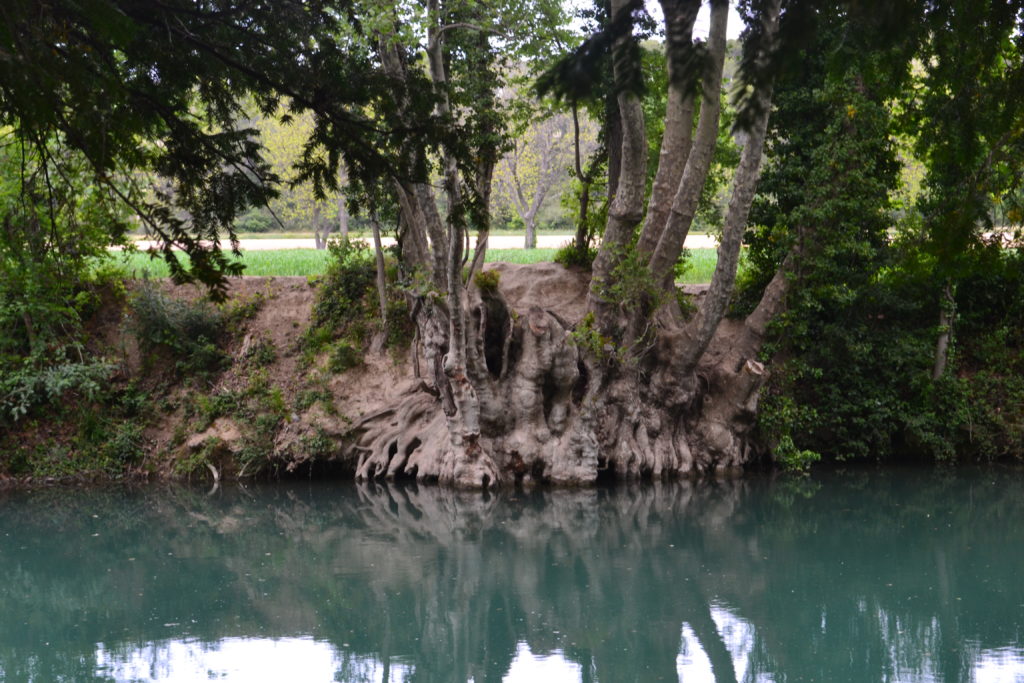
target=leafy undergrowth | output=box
[1,242,411,485]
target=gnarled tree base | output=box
[346,263,775,488]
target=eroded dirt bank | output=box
[5,263,714,486]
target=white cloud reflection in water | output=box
[91,627,1024,682]
[93,638,580,683]
[95,637,415,683]
[676,604,774,683]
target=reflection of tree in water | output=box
[0,468,1023,682]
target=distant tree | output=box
[258,109,347,248]
[493,111,578,248]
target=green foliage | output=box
[473,269,501,295]
[569,312,616,361]
[0,354,114,424]
[128,283,228,376]
[907,1,1024,275]
[234,207,277,234]
[304,239,413,368]
[181,367,295,478]
[328,341,363,373]
[222,290,268,329]
[756,246,1024,465]
[0,132,132,425]
[295,375,336,415]
[774,436,822,473]
[299,427,335,460]
[100,422,145,468]
[739,8,1024,468]
[311,240,378,332]
[554,243,598,269]
[597,244,662,324]
[0,0,442,295]
[244,337,278,368]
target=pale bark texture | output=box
[646,0,729,285]
[932,281,955,380]
[587,0,650,331]
[635,0,700,257]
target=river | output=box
[1,467,1022,682]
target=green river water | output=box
[0,467,1022,682]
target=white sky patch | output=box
[692,2,746,40]
[566,1,745,41]
[677,604,776,683]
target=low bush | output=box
[128,282,228,375]
[305,239,414,368]
[554,243,597,269]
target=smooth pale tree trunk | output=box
[588,0,650,329]
[647,0,729,285]
[932,281,956,380]
[677,42,778,372]
[636,0,699,257]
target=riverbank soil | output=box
[6,263,706,485]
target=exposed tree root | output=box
[346,266,777,488]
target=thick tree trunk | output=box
[524,217,537,250]
[349,0,784,488]
[376,33,446,288]
[646,0,729,285]
[636,0,700,257]
[677,50,778,370]
[393,181,432,274]
[427,0,501,488]
[588,0,649,330]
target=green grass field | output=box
[112,247,729,284]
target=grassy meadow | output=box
[112,246,729,284]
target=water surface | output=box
[1,468,1022,682]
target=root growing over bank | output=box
[347,263,783,488]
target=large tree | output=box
[0,0,793,486]
[351,0,794,486]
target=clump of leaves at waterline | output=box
[303,239,413,369]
